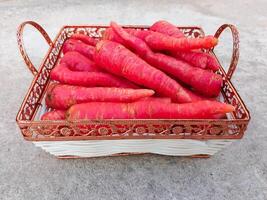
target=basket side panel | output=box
[33,139,236,157]
[20,119,248,141]
[17,28,67,121]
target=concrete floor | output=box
[0,0,267,199]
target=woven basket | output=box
[16,21,250,158]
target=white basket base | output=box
[33,139,236,158]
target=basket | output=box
[16,21,250,158]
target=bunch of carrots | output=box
[41,20,235,121]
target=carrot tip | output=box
[110,21,116,26]
[213,38,218,46]
[96,40,105,52]
[224,104,235,113]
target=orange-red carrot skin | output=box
[60,51,99,72]
[126,24,217,71]
[173,51,208,69]
[124,27,211,71]
[123,26,211,71]
[173,51,220,71]
[67,100,235,120]
[148,21,219,71]
[105,28,151,43]
[146,52,223,97]
[104,27,151,53]
[70,33,97,46]
[140,97,171,103]
[111,22,222,97]
[109,23,151,57]
[63,39,95,60]
[41,110,66,120]
[50,63,139,88]
[212,113,226,119]
[132,100,234,119]
[150,20,184,38]
[45,83,154,109]
[126,29,152,40]
[205,53,220,71]
[113,22,152,57]
[103,28,124,43]
[145,32,218,51]
[113,22,218,71]
[95,40,203,103]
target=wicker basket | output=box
[16,21,250,158]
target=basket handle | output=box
[213,24,239,80]
[17,21,53,76]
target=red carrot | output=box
[205,53,220,71]
[67,100,235,120]
[145,31,218,51]
[140,97,171,103]
[146,52,223,97]
[50,63,139,88]
[212,113,226,119]
[116,26,210,70]
[63,39,95,60]
[110,22,153,57]
[148,20,220,71]
[103,27,150,57]
[103,28,151,46]
[125,25,219,71]
[41,110,66,120]
[126,29,152,40]
[172,51,207,69]
[95,40,203,103]
[45,83,154,109]
[176,51,220,71]
[60,51,99,72]
[150,20,184,38]
[111,22,222,97]
[103,28,124,43]
[107,22,219,71]
[70,33,97,46]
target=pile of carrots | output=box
[41,20,235,121]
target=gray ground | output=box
[0,0,266,199]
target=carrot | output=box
[140,97,171,103]
[103,28,151,50]
[111,22,222,97]
[150,20,184,38]
[102,28,124,43]
[172,51,207,69]
[126,29,152,40]
[174,51,220,71]
[70,33,97,46]
[95,40,203,103]
[106,22,219,71]
[110,22,154,57]
[149,20,220,71]
[67,100,235,120]
[205,53,220,71]
[41,110,66,120]
[50,63,139,88]
[145,31,218,51]
[212,113,226,119]
[103,27,149,56]
[146,52,223,97]
[63,39,95,60]
[60,51,99,72]
[125,24,219,71]
[45,83,154,109]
